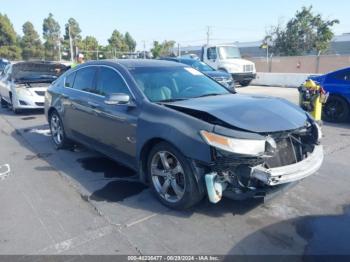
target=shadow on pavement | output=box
[10,123,264,218]
[229,205,350,256]
[0,107,44,116]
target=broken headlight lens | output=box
[200,130,268,156]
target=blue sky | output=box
[1,0,348,49]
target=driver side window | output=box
[95,67,130,97]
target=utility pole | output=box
[57,39,62,61]
[68,25,74,62]
[177,43,181,57]
[206,26,211,45]
[143,41,146,59]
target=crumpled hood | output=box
[167,94,309,133]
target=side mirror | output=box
[104,93,131,105]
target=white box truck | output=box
[180,44,256,86]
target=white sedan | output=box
[0,61,68,113]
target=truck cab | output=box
[202,45,256,86]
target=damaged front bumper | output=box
[251,145,324,186]
[204,145,324,203]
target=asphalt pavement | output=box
[0,85,349,255]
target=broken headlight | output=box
[200,130,275,157]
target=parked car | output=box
[45,60,323,209]
[160,57,235,90]
[0,58,10,74]
[0,61,68,113]
[309,67,350,122]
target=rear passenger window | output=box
[95,67,130,96]
[73,67,97,92]
[65,72,76,88]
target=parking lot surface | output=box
[0,85,349,255]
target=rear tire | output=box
[49,110,71,149]
[322,95,349,123]
[147,142,203,209]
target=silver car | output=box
[0,61,68,113]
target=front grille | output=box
[243,64,253,72]
[35,91,46,96]
[212,150,264,173]
[35,102,44,107]
[265,137,300,168]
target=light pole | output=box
[68,25,74,62]
[143,41,146,59]
[206,26,211,45]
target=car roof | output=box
[93,59,184,68]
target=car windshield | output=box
[191,61,215,72]
[130,66,230,102]
[218,46,241,59]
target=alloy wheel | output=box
[50,114,64,146]
[150,151,186,203]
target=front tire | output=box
[49,111,71,149]
[323,95,349,123]
[147,142,203,209]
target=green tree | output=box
[151,40,175,58]
[265,6,339,56]
[64,18,82,59]
[124,32,136,52]
[43,13,61,60]
[20,21,43,60]
[81,36,99,60]
[108,30,128,56]
[0,13,21,59]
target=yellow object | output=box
[312,94,322,121]
[299,79,324,121]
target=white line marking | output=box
[0,164,10,180]
[38,225,115,254]
[125,214,158,228]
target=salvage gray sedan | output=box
[45,60,324,209]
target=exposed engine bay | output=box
[204,124,323,203]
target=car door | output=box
[205,47,219,69]
[63,66,100,143]
[325,69,350,97]
[90,66,139,167]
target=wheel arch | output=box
[47,106,58,119]
[327,93,350,107]
[138,137,184,183]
